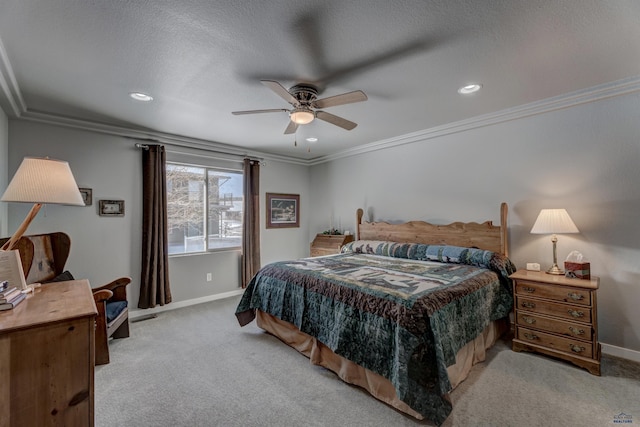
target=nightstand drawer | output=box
[515,280,591,306]
[517,327,593,358]
[516,296,592,323]
[516,312,593,340]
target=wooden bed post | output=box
[356,208,364,241]
[500,202,508,257]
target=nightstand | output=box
[510,269,601,375]
[310,234,354,257]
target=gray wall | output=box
[7,120,310,316]
[309,91,640,358]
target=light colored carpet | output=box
[95,296,640,427]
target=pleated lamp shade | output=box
[1,157,84,206]
[530,209,579,234]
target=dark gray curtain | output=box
[242,158,260,287]
[138,144,172,308]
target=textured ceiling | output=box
[1,0,639,161]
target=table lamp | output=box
[1,157,84,251]
[530,208,579,275]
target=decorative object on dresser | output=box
[310,233,354,257]
[0,248,28,292]
[530,208,579,275]
[266,193,300,228]
[510,269,600,375]
[0,288,26,311]
[0,232,132,365]
[0,279,97,426]
[0,157,84,251]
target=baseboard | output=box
[601,343,640,363]
[129,289,245,320]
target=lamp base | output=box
[546,264,564,275]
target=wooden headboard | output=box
[356,202,509,256]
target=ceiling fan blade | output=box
[315,111,357,131]
[261,80,298,105]
[312,90,368,109]
[232,108,289,115]
[284,120,298,134]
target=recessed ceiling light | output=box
[457,84,482,95]
[129,92,153,102]
[306,137,318,143]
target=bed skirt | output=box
[256,310,507,420]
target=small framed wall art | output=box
[266,193,300,228]
[79,188,93,206]
[99,200,125,217]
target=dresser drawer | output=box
[517,327,593,358]
[516,312,594,341]
[516,296,592,323]
[515,280,590,306]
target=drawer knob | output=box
[567,309,585,318]
[568,326,585,336]
[522,316,536,325]
[569,344,586,354]
[567,292,584,301]
[521,302,536,309]
[522,286,536,293]
[523,332,539,340]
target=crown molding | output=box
[18,109,309,166]
[0,37,26,117]
[309,75,640,165]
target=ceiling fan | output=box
[232,80,367,134]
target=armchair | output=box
[0,232,131,365]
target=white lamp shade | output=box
[530,208,579,234]
[1,157,84,206]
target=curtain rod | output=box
[133,142,264,164]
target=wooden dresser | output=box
[310,234,354,257]
[510,270,600,375]
[0,280,97,426]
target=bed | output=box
[236,203,515,425]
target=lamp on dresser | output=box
[530,208,579,275]
[1,157,84,251]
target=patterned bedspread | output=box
[236,241,515,425]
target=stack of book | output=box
[0,280,26,311]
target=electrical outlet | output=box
[206,273,212,282]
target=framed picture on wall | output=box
[79,188,92,206]
[266,193,300,228]
[99,200,125,217]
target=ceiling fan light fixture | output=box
[290,108,315,125]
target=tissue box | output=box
[564,262,590,280]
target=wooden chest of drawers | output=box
[310,234,354,257]
[510,270,600,375]
[0,280,97,426]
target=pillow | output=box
[46,270,75,283]
[341,240,395,255]
[106,301,128,323]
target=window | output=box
[166,162,243,255]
